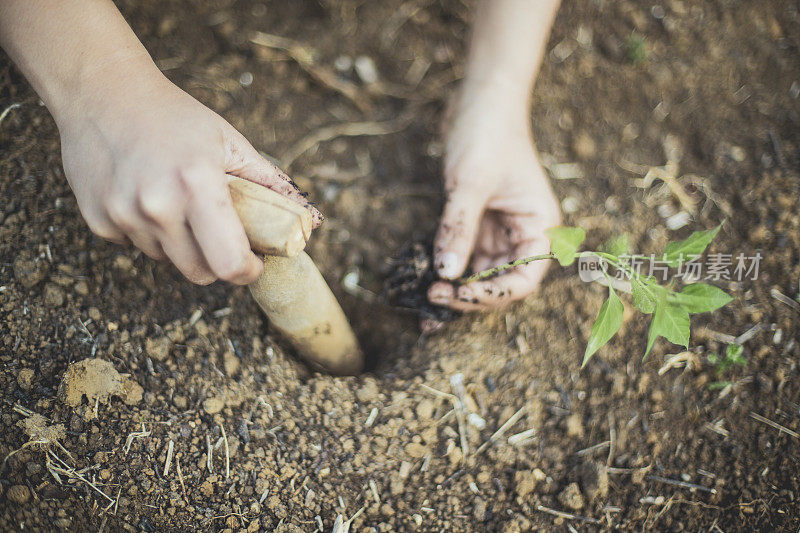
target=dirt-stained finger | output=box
[184,169,263,285]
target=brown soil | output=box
[1,0,799,531]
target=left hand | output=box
[427,96,561,311]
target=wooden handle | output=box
[249,252,364,375]
[228,175,312,257]
[228,175,364,375]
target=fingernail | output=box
[436,252,460,279]
[428,288,449,304]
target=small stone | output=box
[558,482,585,510]
[145,337,171,362]
[415,399,434,420]
[199,480,214,497]
[173,395,188,410]
[572,132,597,159]
[448,446,463,465]
[566,413,584,438]
[729,146,746,162]
[515,470,537,498]
[13,255,47,288]
[334,55,353,72]
[43,283,65,306]
[472,498,487,520]
[17,368,35,390]
[354,56,379,84]
[223,350,240,376]
[74,281,89,296]
[405,442,428,458]
[112,255,136,274]
[121,379,143,406]
[7,484,30,504]
[203,396,225,415]
[356,379,380,403]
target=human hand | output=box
[427,93,561,311]
[57,63,321,285]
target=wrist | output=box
[52,50,164,128]
[446,86,531,146]
[452,76,531,130]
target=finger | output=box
[469,254,500,276]
[157,222,217,285]
[184,165,264,285]
[428,280,457,303]
[433,190,485,280]
[428,281,491,312]
[430,233,552,311]
[460,244,551,310]
[123,230,166,261]
[105,202,166,260]
[225,134,324,228]
[84,214,129,246]
[460,263,547,309]
[427,280,487,312]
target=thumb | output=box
[226,136,324,228]
[433,189,485,280]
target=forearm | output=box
[0,0,162,124]
[459,0,560,114]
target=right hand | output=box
[57,61,322,285]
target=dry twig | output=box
[750,411,799,439]
[536,504,602,524]
[474,406,527,456]
[281,116,410,169]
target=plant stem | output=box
[460,253,554,284]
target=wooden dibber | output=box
[229,176,364,375]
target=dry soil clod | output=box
[58,358,143,408]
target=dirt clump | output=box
[384,242,459,322]
[17,413,66,444]
[58,358,143,407]
[558,482,586,510]
[6,485,30,505]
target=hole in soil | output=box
[339,241,460,374]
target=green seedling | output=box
[625,34,649,64]
[707,343,746,390]
[462,224,734,367]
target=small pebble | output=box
[17,368,35,390]
[203,396,225,415]
[354,56,379,84]
[7,484,30,504]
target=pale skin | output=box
[429,0,562,312]
[0,0,561,311]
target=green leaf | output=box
[545,226,586,266]
[631,278,658,314]
[645,296,690,358]
[726,343,746,365]
[673,283,733,314]
[603,233,631,257]
[662,224,722,267]
[583,288,624,367]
